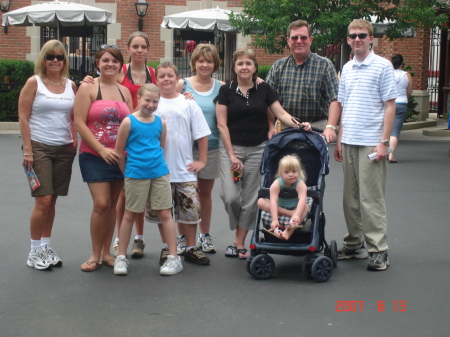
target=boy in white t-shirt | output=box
[145,62,212,266]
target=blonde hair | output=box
[138,83,160,97]
[348,19,373,36]
[277,155,306,181]
[231,47,258,81]
[155,62,179,78]
[127,31,150,63]
[190,44,221,73]
[35,40,69,79]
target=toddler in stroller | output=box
[247,128,338,282]
[257,155,309,240]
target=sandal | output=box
[101,257,115,268]
[81,260,102,272]
[225,245,238,257]
[237,248,249,260]
[262,228,287,241]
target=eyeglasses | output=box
[348,33,369,40]
[100,44,121,51]
[45,54,65,61]
[289,35,310,42]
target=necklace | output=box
[46,77,62,86]
[130,65,145,84]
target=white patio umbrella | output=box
[2,0,114,27]
[160,6,237,32]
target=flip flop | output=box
[225,245,238,257]
[262,228,287,241]
[101,257,115,268]
[81,260,102,272]
[237,248,249,260]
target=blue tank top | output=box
[184,78,221,150]
[125,114,169,179]
[277,177,301,209]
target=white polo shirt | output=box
[338,52,397,146]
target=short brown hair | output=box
[231,47,258,82]
[35,40,69,79]
[94,46,124,73]
[348,19,373,36]
[286,20,312,37]
[155,62,179,78]
[190,44,220,74]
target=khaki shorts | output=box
[124,174,172,213]
[145,181,200,224]
[30,140,76,197]
[193,148,220,180]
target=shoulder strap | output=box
[147,66,156,84]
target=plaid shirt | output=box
[265,53,339,122]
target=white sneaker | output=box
[177,235,186,255]
[27,247,53,270]
[43,245,62,267]
[160,255,183,276]
[114,255,129,275]
[198,233,216,253]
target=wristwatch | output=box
[325,125,336,130]
[380,140,390,146]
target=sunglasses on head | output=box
[100,44,120,51]
[291,116,305,129]
[289,35,310,42]
[348,33,369,40]
[45,54,65,61]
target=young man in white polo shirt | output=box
[334,19,397,271]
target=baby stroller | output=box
[246,128,338,282]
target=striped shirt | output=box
[338,52,397,146]
[265,53,339,122]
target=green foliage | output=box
[258,64,272,80]
[230,0,449,55]
[0,59,35,121]
[147,61,160,69]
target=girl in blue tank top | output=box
[113,84,183,276]
[257,155,309,240]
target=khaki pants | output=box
[342,144,389,252]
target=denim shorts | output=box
[391,103,407,138]
[79,152,124,183]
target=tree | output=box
[229,0,449,55]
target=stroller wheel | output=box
[250,254,275,280]
[246,256,254,275]
[302,256,314,280]
[330,240,338,268]
[311,256,333,282]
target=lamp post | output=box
[135,0,148,32]
[1,0,12,34]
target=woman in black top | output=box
[216,47,311,259]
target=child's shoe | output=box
[160,255,183,275]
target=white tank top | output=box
[29,75,75,146]
[394,69,409,104]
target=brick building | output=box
[1,0,448,118]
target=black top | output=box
[216,81,278,146]
[126,64,152,84]
[96,82,126,102]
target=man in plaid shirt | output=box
[266,19,340,143]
